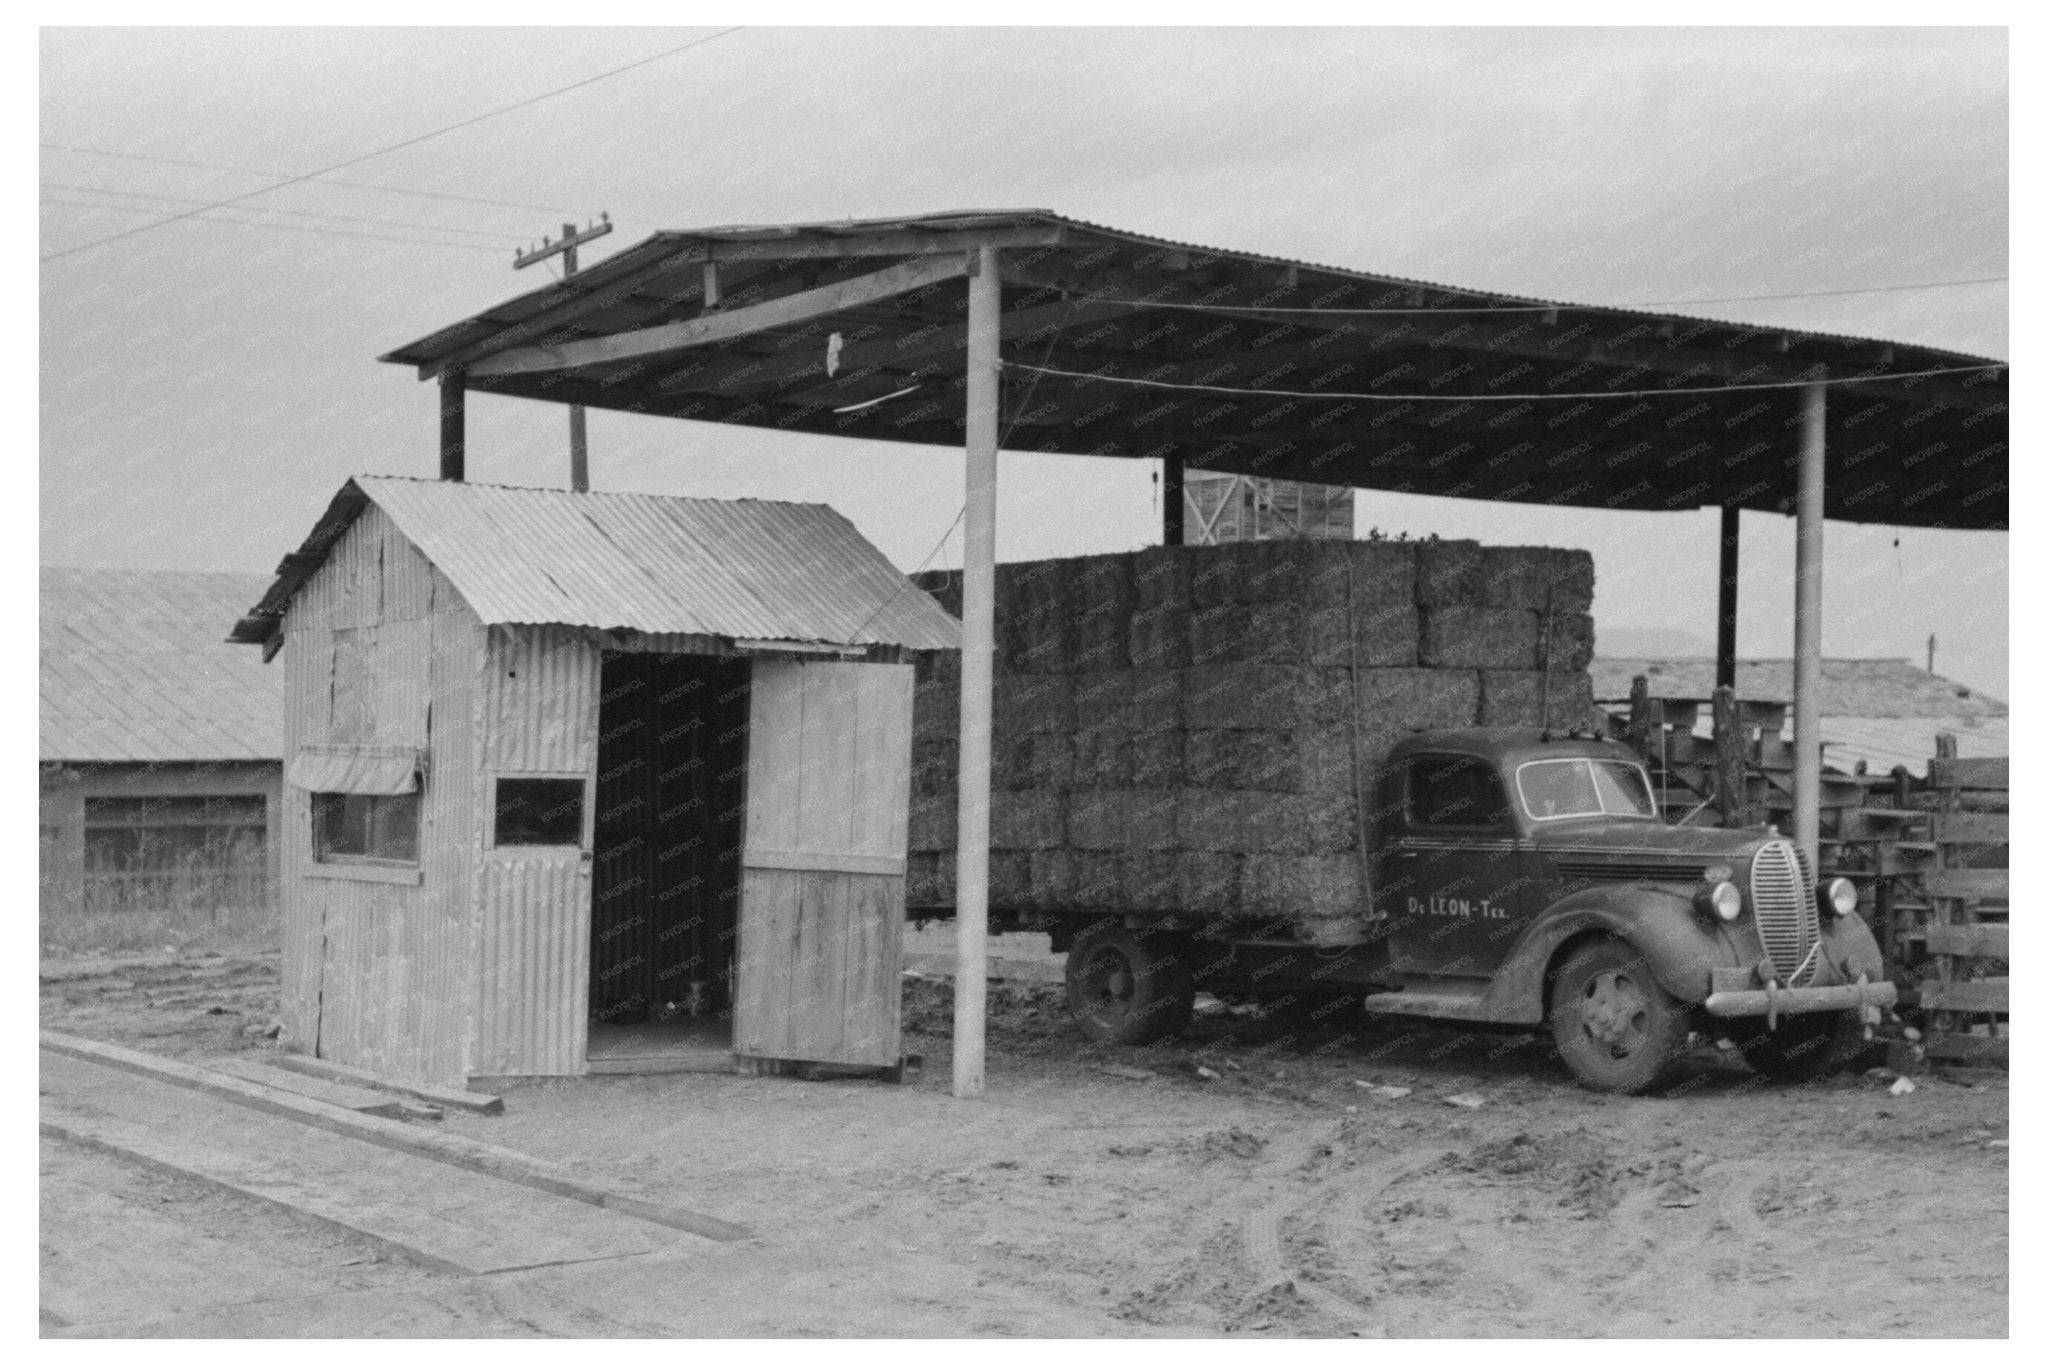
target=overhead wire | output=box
[42,181,526,241]
[1038,274,2010,319]
[40,25,743,263]
[40,195,506,254]
[40,141,579,214]
[999,360,2006,405]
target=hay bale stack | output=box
[903,537,1599,931]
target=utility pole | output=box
[515,214,612,492]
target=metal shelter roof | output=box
[230,476,962,654]
[383,210,2007,531]
[42,566,284,763]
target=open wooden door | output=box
[735,658,913,1069]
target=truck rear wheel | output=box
[1065,920,1196,1045]
[1549,939,1688,1095]
[1728,1012,1864,1083]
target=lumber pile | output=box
[907,539,1598,941]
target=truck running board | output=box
[1362,981,1500,1022]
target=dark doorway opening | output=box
[589,652,750,1067]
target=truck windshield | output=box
[1515,758,1658,821]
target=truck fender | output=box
[1821,907,1888,982]
[1492,886,1743,1019]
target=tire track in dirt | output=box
[1241,1146,1450,1333]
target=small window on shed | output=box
[313,793,420,865]
[493,778,586,848]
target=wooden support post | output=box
[1716,505,1740,690]
[1712,684,1747,827]
[953,243,1000,1099]
[438,372,465,482]
[1162,452,1186,546]
[1793,382,1826,873]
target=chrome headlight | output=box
[1824,877,1860,918]
[1696,879,1743,922]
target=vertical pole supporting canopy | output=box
[439,371,466,482]
[1716,505,1740,691]
[953,244,1000,1098]
[1162,453,1186,546]
[1793,383,1826,873]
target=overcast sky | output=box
[39,26,2009,694]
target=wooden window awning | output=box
[288,744,423,796]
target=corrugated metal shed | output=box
[232,477,960,654]
[41,566,283,762]
[1592,655,2008,776]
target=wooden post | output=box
[1162,452,1186,546]
[563,224,591,494]
[1716,505,1740,690]
[953,243,1000,1099]
[439,372,465,482]
[1712,684,1747,826]
[1793,382,1826,872]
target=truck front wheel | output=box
[1549,939,1689,1095]
[1727,1012,1863,1083]
[1065,920,1196,1046]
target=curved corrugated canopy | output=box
[383,210,2006,531]
[229,476,961,654]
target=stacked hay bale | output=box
[907,539,1597,942]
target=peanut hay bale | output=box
[991,790,1066,850]
[1418,605,1539,669]
[1414,538,1485,605]
[1479,546,1595,614]
[1239,854,1363,918]
[1180,663,1300,731]
[1184,729,1300,791]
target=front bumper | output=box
[1703,974,1897,1019]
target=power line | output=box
[41,141,578,214]
[1001,360,2006,405]
[40,26,744,264]
[1046,275,2010,319]
[43,181,524,241]
[40,196,505,254]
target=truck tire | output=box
[1065,920,1196,1046]
[1727,1012,1864,1083]
[1549,939,1689,1095]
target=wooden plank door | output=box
[735,659,913,1068]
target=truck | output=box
[1047,726,1897,1094]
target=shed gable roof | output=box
[42,566,284,763]
[231,477,960,653]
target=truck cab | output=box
[1061,727,1896,1094]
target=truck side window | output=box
[1407,755,1513,830]
[1400,757,1515,834]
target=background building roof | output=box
[1593,655,2007,775]
[231,476,962,654]
[41,567,283,763]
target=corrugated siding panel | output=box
[279,518,482,1085]
[357,477,958,651]
[484,627,597,772]
[474,856,588,1077]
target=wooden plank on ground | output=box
[1924,868,2010,902]
[1917,977,2010,1014]
[39,1053,679,1275]
[1924,924,2010,959]
[208,1057,410,1117]
[264,1052,504,1115]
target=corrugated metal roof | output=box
[1592,655,2008,776]
[231,477,960,654]
[1591,656,2007,717]
[41,566,284,763]
[383,209,2006,370]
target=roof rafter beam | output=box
[466,254,974,380]
[701,224,1065,262]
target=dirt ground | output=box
[41,951,2008,1338]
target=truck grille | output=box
[1749,841,1819,985]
